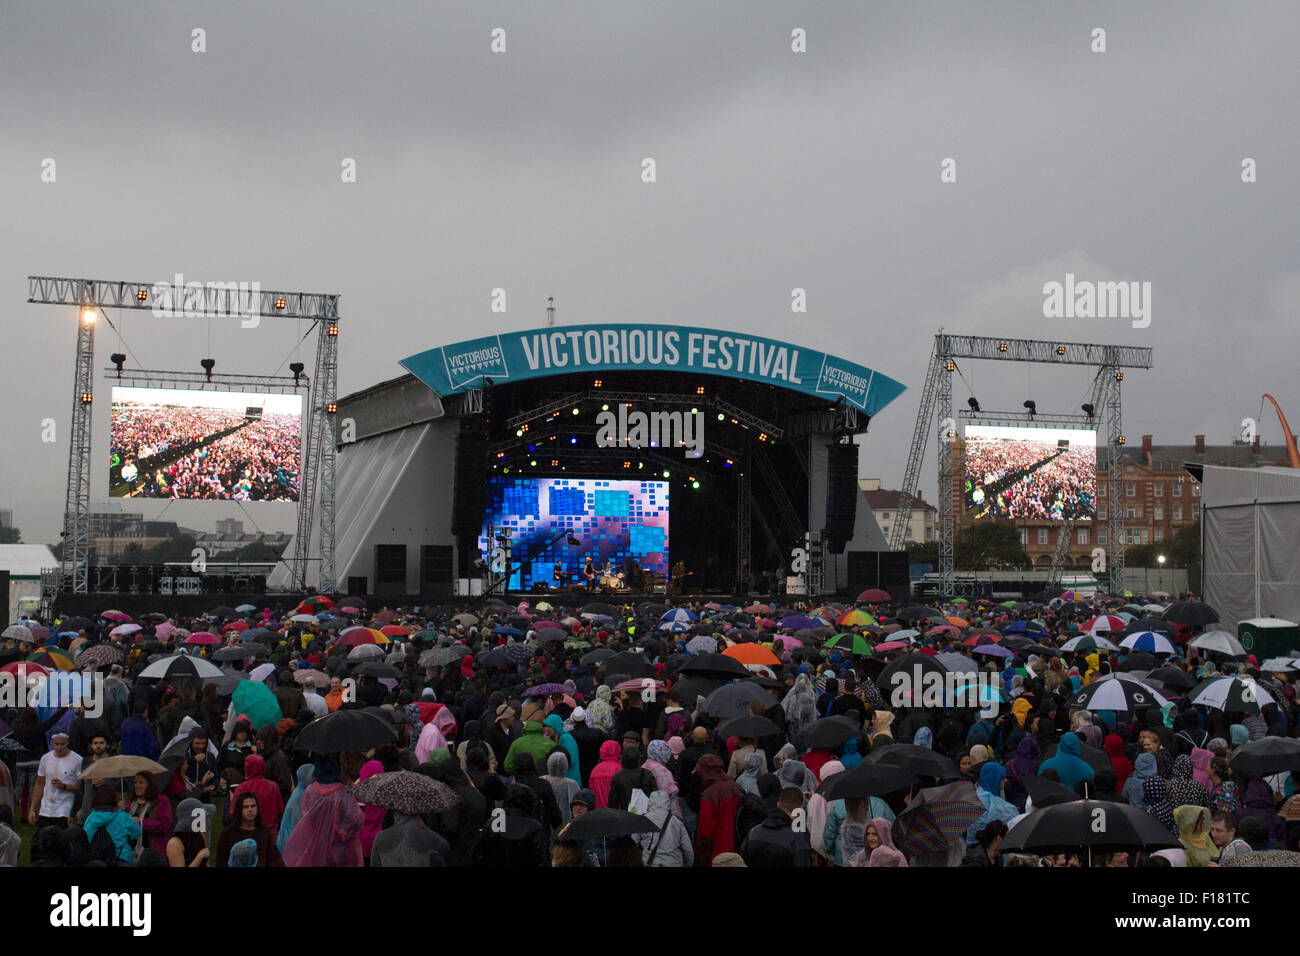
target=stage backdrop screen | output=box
[109,386,303,501]
[963,425,1097,520]
[481,478,669,591]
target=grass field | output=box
[14,813,224,866]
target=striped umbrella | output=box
[1083,615,1128,635]
[295,596,336,615]
[1068,674,1168,713]
[1120,631,1178,655]
[823,633,873,656]
[893,782,985,856]
[1060,634,1119,653]
[1189,675,1275,714]
[27,648,75,671]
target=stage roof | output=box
[400,323,906,415]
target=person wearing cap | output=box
[567,707,603,788]
[486,703,517,767]
[28,731,82,829]
[167,796,215,868]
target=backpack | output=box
[89,823,128,867]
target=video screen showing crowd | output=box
[109,388,302,502]
[964,426,1097,521]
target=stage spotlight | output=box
[80,391,92,404]
[275,298,286,310]
[135,289,148,301]
[111,353,126,377]
[290,361,305,385]
[662,470,670,478]
[528,444,535,452]
[1081,403,1095,418]
[201,358,216,381]
[724,459,733,468]
[623,461,631,469]
[998,342,1008,352]
[569,437,577,444]
[571,408,579,415]
[503,467,510,474]
[602,403,609,411]
[326,403,337,414]
[530,460,537,466]
[1117,435,1127,445]
[1056,346,1066,356]
[637,462,644,470]
[967,397,980,412]
[696,385,705,395]
[81,307,96,324]
[717,413,725,421]
[1115,371,1124,381]
[1023,400,1036,418]
[593,379,603,388]
[516,429,524,437]
[691,479,700,489]
[550,459,559,466]
[945,360,955,372]
[691,407,698,415]
[327,324,338,337]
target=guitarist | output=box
[583,557,598,589]
[670,560,689,595]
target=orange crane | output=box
[1261,394,1300,467]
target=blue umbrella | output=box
[661,608,699,625]
[659,621,693,634]
[971,644,1014,659]
[1120,631,1178,655]
[241,628,276,643]
[1002,620,1049,636]
[777,615,819,630]
[492,626,524,637]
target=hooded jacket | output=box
[1123,752,1158,808]
[741,806,811,867]
[232,754,284,837]
[695,753,743,864]
[968,762,1019,845]
[1038,733,1095,793]
[588,740,623,808]
[543,751,581,822]
[1105,734,1135,793]
[1003,737,1040,809]
[503,720,557,775]
[542,714,582,785]
[634,790,695,867]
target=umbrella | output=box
[100,611,132,623]
[580,648,616,665]
[293,709,398,753]
[897,606,942,623]
[893,782,985,855]
[614,678,666,696]
[715,715,781,739]
[182,632,222,647]
[353,661,403,680]
[75,644,124,670]
[348,644,386,661]
[1115,652,1159,672]
[816,761,914,800]
[685,635,719,654]
[231,680,283,729]
[419,646,466,668]
[290,614,318,624]
[522,683,573,697]
[294,596,336,615]
[582,603,618,618]
[351,770,460,815]
[27,648,75,671]
[502,642,535,664]
[1188,631,1247,657]
[451,613,479,627]
[380,625,410,638]
[858,589,892,603]
[936,652,977,674]
[480,648,515,669]
[877,653,949,708]
[1059,635,1119,653]
[1120,632,1178,655]
[137,654,225,681]
[670,675,719,706]
[722,643,781,667]
[1082,615,1127,635]
[213,645,255,662]
[557,808,659,841]
[824,633,873,656]
[679,654,750,680]
[865,744,959,779]
[235,604,258,613]
[109,623,142,638]
[1120,616,1176,636]
[999,800,1180,852]
[221,620,250,634]
[241,628,276,643]
[492,626,524,637]
[703,682,774,719]
[744,604,772,615]
[1144,665,1196,689]
[971,644,1013,659]
[601,652,654,678]
[798,716,861,750]
[0,661,48,678]
[293,669,331,689]
[1023,774,1083,808]
[208,605,239,620]
[1163,600,1220,629]
[78,755,168,781]
[1262,657,1300,673]
[1002,620,1050,636]
[1228,738,1300,776]
[533,620,566,631]
[1068,674,1168,712]
[661,608,699,625]
[1188,675,1275,713]
[338,627,386,647]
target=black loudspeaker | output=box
[824,442,859,554]
[847,550,910,601]
[451,421,489,551]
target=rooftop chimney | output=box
[1142,435,1152,454]
[1253,435,1261,454]
[1194,434,1205,454]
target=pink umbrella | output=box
[928,624,961,637]
[101,611,132,623]
[772,635,804,651]
[533,620,565,630]
[756,618,776,629]
[222,620,249,633]
[154,620,177,640]
[184,632,221,646]
[110,623,142,638]
[874,640,909,654]
[339,606,361,615]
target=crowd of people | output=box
[110,402,300,501]
[1,590,1295,868]
[965,439,1096,520]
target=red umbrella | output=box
[533,620,565,631]
[963,634,1001,647]
[0,661,48,678]
[380,625,410,638]
[873,640,909,654]
[858,589,891,603]
[222,620,250,633]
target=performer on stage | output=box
[583,556,597,588]
[670,560,688,595]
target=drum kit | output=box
[597,571,627,592]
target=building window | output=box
[1099,506,1107,520]
[1154,528,1163,542]
[1153,506,1163,521]
[1173,483,1182,496]
[1098,530,1107,545]
[1141,529,1149,544]
[880,512,890,520]
[1126,506,1136,519]
[1173,505,1183,520]
[1126,482,1136,497]
[1192,484,1200,497]
[1077,528,1089,545]
[1153,483,1163,497]
[1019,528,1028,545]
[1037,528,1048,545]
[1193,506,1200,519]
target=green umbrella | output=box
[824,633,874,656]
[232,680,283,731]
[951,597,969,605]
[1000,600,1019,608]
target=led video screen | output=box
[963,425,1096,520]
[481,478,669,590]
[109,387,303,501]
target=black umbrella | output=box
[1121,617,1175,636]
[1115,652,1158,672]
[816,761,914,800]
[1163,600,1219,629]
[679,654,751,680]
[137,654,225,682]
[212,646,255,662]
[715,715,781,739]
[798,715,861,750]
[1146,666,1196,689]
[556,808,659,840]
[1229,737,1300,776]
[582,603,618,617]
[601,652,654,679]
[208,606,238,621]
[865,743,958,779]
[353,661,403,680]
[638,603,669,617]
[670,675,719,708]
[1024,773,1084,808]
[293,709,398,754]
[897,606,943,623]
[580,648,616,665]
[999,799,1180,852]
[704,682,774,719]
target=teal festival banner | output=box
[400,324,906,414]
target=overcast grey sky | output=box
[3,1,1297,545]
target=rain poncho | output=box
[780,674,819,738]
[415,719,449,764]
[912,727,933,750]
[1174,805,1216,867]
[586,685,616,734]
[277,764,315,853]
[851,816,907,867]
[1167,755,1211,809]
[543,714,582,785]
[737,752,765,796]
[967,762,1019,845]
[282,761,364,867]
[839,737,863,770]
[543,752,581,822]
[357,760,386,859]
[1143,776,1177,834]
[644,739,680,814]
[228,838,258,867]
[1038,733,1095,793]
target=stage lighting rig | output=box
[1023,400,1036,418]
[1081,403,1095,418]
[290,362,305,385]
[201,358,216,381]
[967,397,980,412]
[110,353,126,378]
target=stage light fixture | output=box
[637,462,644,470]
[1117,435,1127,445]
[528,444,535,452]
[759,433,768,442]
[569,437,577,445]
[566,535,582,547]
[1056,346,1066,355]
[81,307,96,324]
[717,413,725,421]
[326,403,337,414]
[201,358,216,381]
[135,289,148,301]
[290,361,305,385]
[602,403,609,411]
[110,353,126,377]
[80,391,92,404]
[516,429,524,437]
[275,298,286,310]
[623,461,631,469]
[696,385,705,395]
[998,342,1008,352]
[967,397,980,412]
[662,470,670,478]
[691,407,698,415]
[945,360,955,372]
[1023,400,1036,418]
[691,479,700,489]
[593,379,603,388]
[1115,371,1124,381]
[530,460,537,466]
[550,459,558,466]
[1081,403,1095,418]
[724,459,733,468]
[327,324,338,336]
[571,408,579,415]
[503,467,510,474]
